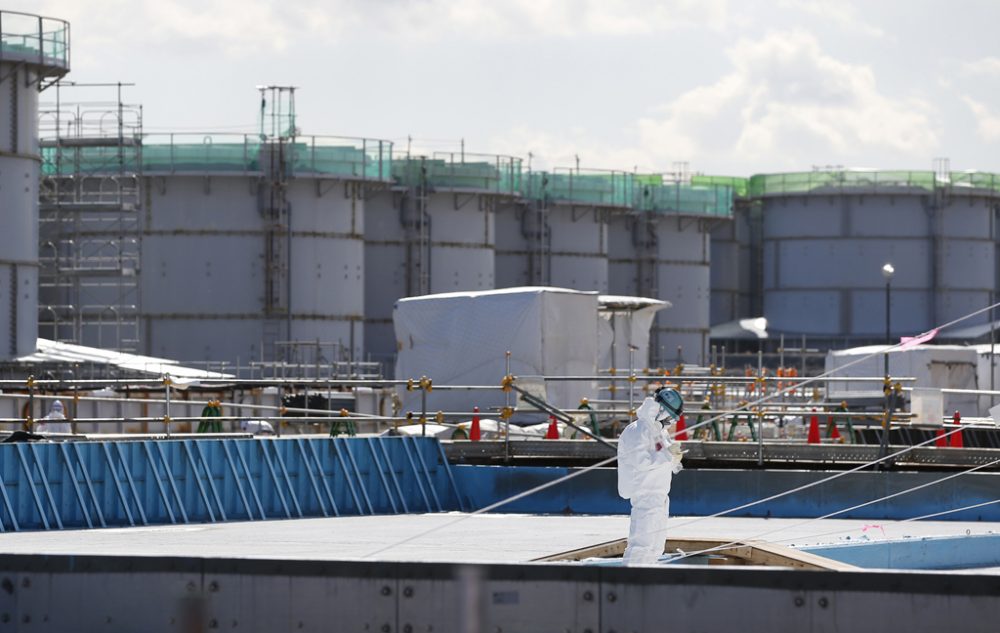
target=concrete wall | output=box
[0,553,995,632]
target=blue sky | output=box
[20,0,1000,175]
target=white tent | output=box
[825,345,979,417]
[597,295,668,371]
[394,287,601,415]
[18,338,233,383]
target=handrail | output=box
[0,10,70,72]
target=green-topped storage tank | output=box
[744,170,1000,342]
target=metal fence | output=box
[0,436,462,532]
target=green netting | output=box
[747,171,939,197]
[529,171,634,207]
[142,142,261,173]
[392,155,521,194]
[41,146,140,176]
[291,144,365,178]
[0,13,70,69]
[134,137,392,179]
[639,183,733,217]
[691,175,749,198]
[696,170,1000,198]
[950,171,1000,193]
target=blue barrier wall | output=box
[0,437,462,531]
[454,465,1000,521]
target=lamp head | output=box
[881,263,895,279]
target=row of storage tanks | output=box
[37,144,1000,370]
[711,172,1000,346]
[3,13,1000,370]
[137,153,726,367]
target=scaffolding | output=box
[257,86,296,361]
[37,82,143,352]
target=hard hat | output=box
[51,400,64,413]
[654,387,683,421]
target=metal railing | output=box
[0,10,70,71]
[139,133,394,180]
[1,369,994,455]
[746,170,1000,198]
[529,168,635,207]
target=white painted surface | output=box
[0,513,996,565]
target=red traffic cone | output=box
[470,406,481,442]
[544,415,560,440]
[807,411,821,444]
[934,428,947,447]
[829,419,843,443]
[949,411,963,448]
[675,414,688,441]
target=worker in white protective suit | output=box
[617,387,684,565]
[35,400,72,435]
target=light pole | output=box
[882,263,895,377]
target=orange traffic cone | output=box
[470,406,481,442]
[829,419,843,443]
[544,415,560,440]
[807,411,821,444]
[934,428,947,447]
[675,414,688,441]
[949,411,963,448]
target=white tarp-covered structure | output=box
[825,345,979,417]
[597,295,668,371]
[972,344,1000,416]
[394,287,602,415]
[17,338,234,383]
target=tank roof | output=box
[695,169,1000,198]
[0,10,70,76]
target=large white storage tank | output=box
[363,153,520,366]
[700,177,752,325]
[141,135,390,364]
[0,12,69,359]
[495,169,632,293]
[752,170,999,343]
[608,179,732,366]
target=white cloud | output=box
[636,30,937,169]
[778,0,885,38]
[371,0,730,39]
[963,96,1000,142]
[28,0,730,61]
[960,56,1000,77]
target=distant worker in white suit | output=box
[36,400,72,435]
[617,387,684,565]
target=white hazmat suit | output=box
[617,396,683,565]
[35,400,72,435]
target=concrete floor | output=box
[0,513,996,564]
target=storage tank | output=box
[495,169,631,293]
[608,179,733,366]
[709,209,752,325]
[140,134,390,365]
[752,170,1000,344]
[696,176,752,325]
[0,12,69,359]
[363,153,520,366]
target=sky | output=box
[18,0,1000,175]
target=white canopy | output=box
[17,338,234,383]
